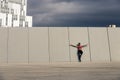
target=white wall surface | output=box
[69,27,90,62]
[26,16,32,27]
[0,28,8,63]
[0,27,120,63]
[49,27,70,62]
[11,3,21,15]
[29,27,49,63]
[0,13,6,26]
[8,28,28,63]
[23,6,27,16]
[89,28,110,62]
[9,0,22,4]
[8,14,12,27]
[13,20,19,27]
[108,28,120,62]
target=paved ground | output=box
[0,62,120,80]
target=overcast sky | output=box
[27,0,120,27]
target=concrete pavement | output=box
[0,62,120,80]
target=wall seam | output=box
[67,27,71,62]
[106,28,112,62]
[87,27,92,62]
[7,28,9,63]
[28,28,30,64]
[48,27,51,63]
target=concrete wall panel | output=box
[49,27,70,62]
[108,28,120,61]
[0,27,119,63]
[69,27,90,62]
[29,27,49,63]
[8,28,28,63]
[0,28,8,63]
[89,28,110,62]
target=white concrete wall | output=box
[0,27,120,63]
[108,28,120,62]
[0,28,8,63]
[29,27,49,63]
[0,13,6,26]
[49,27,70,62]
[8,28,28,63]
[26,16,32,27]
[89,27,110,62]
[13,20,19,27]
[8,14,12,27]
[9,0,22,4]
[69,27,90,62]
[11,3,21,15]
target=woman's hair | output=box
[77,43,81,46]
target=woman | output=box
[70,43,87,62]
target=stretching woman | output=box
[70,43,87,62]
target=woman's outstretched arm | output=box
[69,44,77,48]
[82,44,88,47]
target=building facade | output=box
[0,0,32,27]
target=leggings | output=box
[77,50,83,62]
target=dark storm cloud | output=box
[27,0,120,27]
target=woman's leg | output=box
[79,50,83,62]
[78,54,81,62]
[77,51,81,62]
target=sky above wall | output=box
[27,0,120,27]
